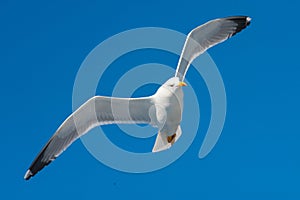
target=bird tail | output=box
[152,126,182,152]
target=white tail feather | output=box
[152,126,182,152]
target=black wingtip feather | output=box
[24,138,55,180]
[225,16,251,36]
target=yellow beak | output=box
[178,81,187,87]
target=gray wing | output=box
[24,96,154,180]
[175,16,251,81]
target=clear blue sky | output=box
[1,0,299,199]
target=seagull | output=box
[24,16,251,180]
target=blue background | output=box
[1,0,299,199]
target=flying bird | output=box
[24,16,251,180]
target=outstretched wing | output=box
[175,16,251,81]
[24,96,154,180]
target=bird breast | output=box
[153,87,184,130]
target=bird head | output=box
[163,77,187,90]
[155,77,187,99]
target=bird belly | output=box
[155,97,182,136]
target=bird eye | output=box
[169,84,175,87]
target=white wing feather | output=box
[175,16,251,81]
[24,96,153,180]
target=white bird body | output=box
[153,79,183,134]
[151,78,185,152]
[24,16,251,180]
